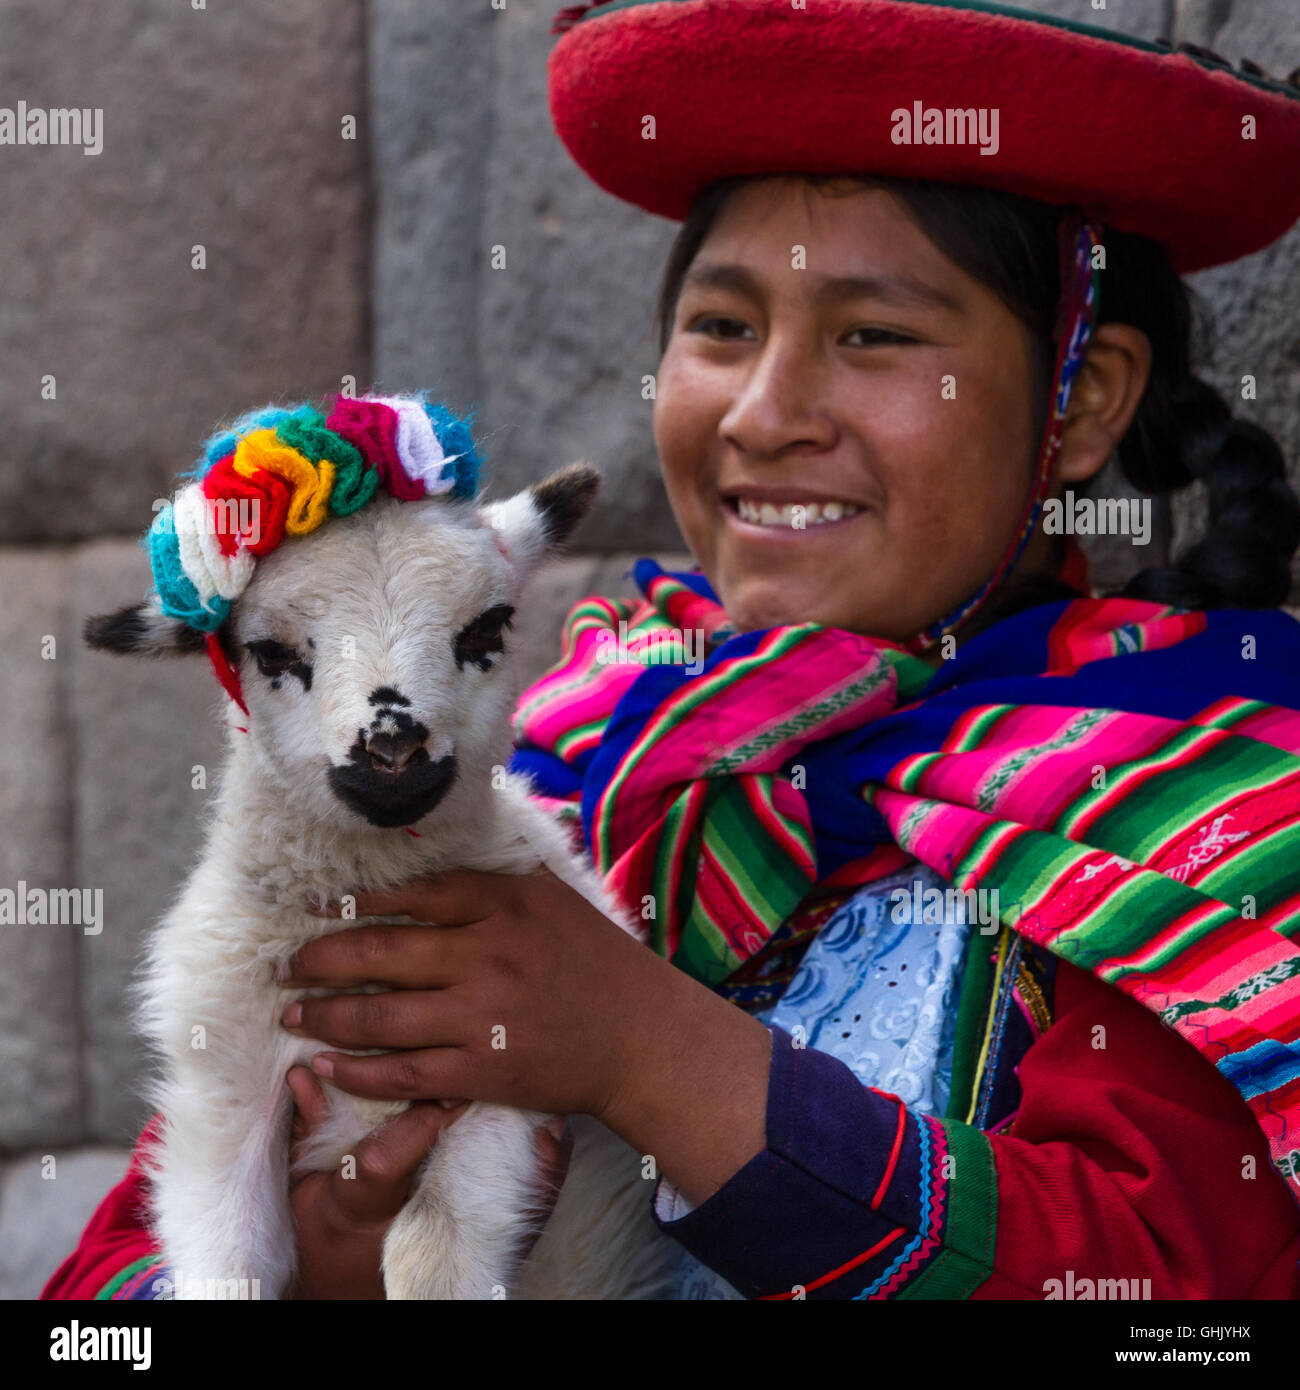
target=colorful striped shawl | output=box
[509,559,1300,1211]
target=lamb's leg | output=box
[148,1082,297,1300]
[382,1101,547,1300]
[515,1116,680,1300]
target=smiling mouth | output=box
[721,494,867,533]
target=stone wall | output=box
[1,0,1297,1298]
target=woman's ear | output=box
[1056,323,1152,485]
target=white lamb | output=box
[84,402,678,1300]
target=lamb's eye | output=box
[453,604,515,672]
[245,639,304,680]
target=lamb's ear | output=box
[477,462,601,578]
[83,598,209,658]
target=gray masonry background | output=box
[1,0,1297,1297]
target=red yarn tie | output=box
[204,631,249,719]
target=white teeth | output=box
[734,496,860,528]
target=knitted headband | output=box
[144,391,484,715]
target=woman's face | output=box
[653,176,1050,643]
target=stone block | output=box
[1171,0,1300,580]
[69,540,229,1146]
[0,0,370,544]
[370,0,683,552]
[0,549,82,1152]
[0,1147,131,1298]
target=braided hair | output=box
[653,172,1300,619]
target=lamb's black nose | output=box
[363,729,429,774]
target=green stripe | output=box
[517,597,642,712]
[1202,697,1267,731]
[705,779,809,919]
[653,787,697,956]
[956,704,1012,754]
[555,713,607,760]
[95,1253,162,1300]
[514,642,629,725]
[1078,885,1230,978]
[898,751,943,794]
[595,626,810,865]
[899,1121,997,1300]
[673,902,733,982]
[981,828,1231,975]
[944,925,1000,1124]
[1197,816,1300,914]
[1055,722,1199,839]
[670,780,809,984]
[1089,736,1284,861]
[967,826,1077,924]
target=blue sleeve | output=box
[651,1025,997,1300]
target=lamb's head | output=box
[84,393,599,830]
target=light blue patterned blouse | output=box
[660,860,973,1300]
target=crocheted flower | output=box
[200,454,291,557]
[144,391,484,632]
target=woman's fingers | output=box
[307,1046,476,1102]
[287,1065,332,1158]
[284,988,468,1050]
[288,1064,467,1221]
[306,869,497,927]
[517,1117,575,1262]
[281,921,473,990]
[534,1115,575,1197]
[328,1100,471,1224]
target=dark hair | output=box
[653,173,1300,621]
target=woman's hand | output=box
[281,1065,571,1299]
[284,867,660,1119]
[281,867,773,1208]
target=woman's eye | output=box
[245,639,302,678]
[845,327,915,347]
[691,316,754,341]
[691,317,912,347]
[453,603,516,671]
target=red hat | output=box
[548,0,1300,272]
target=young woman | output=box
[45,0,1300,1300]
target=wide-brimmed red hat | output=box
[548,0,1300,272]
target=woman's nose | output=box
[718,337,837,457]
